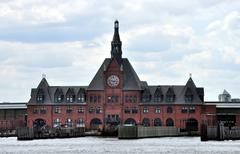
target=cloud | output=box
[0,0,240,102]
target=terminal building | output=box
[26,21,206,132]
[1,21,236,134]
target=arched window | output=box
[53,118,61,127]
[166,87,175,103]
[36,89,44,103]
[124,118,136,126]
[65,118,73,127]
[77,88,86,103]
[154,118,162,126]
[167,106,173,114]
[185,87,193,103]
[142,118,150,127]
[76,118,85,127]
[66,88,75,103]
[166,118,174,126]
[154,86,163,103]
[54,88,64,103]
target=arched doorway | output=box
[124,118,136,126]
[142,118,150,127]
[154,118,162,126]
[33,119,46,128]
[90,118,102,130]
[166,118,174,126]
[186,118,198,131]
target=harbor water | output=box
[0,137,240,154]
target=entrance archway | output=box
[166,118,174,126]
[186,118,198,131]
[124,118,136,126]
[154,118,162,126]
[90,118,102,130]
[142,118,150,127]
[33,118,46,128]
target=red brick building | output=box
[27,21,208,132]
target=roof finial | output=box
[189,73,192,78]
[114,20,119,29]
[42,73,46,79]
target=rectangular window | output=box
[33,108,38,114]
[90,96,93,103]
[143,107,149,113]
[98,96,101,103]
[132,107,138,114]
[181,107,188,113]
[94,96,97,103]
[89,107,94,113]
[124,107,130,114]
[54,106,61,114]
[155,107,161,113]
[40,107,46,114]
[189,106,195,113]
[66,106,72,114]
[125,95,129,103]
[96,107,102,114]
[78,107,84,113]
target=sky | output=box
[0,0,240,102]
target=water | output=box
[0,137,240,154]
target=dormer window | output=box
[141,88,151,103]
[78,93,85,103]
[185,88,193,103]
[66,88,75,103]
[166,87,175,103]
[154,87,163,103]
[36,89,44,103]
[54,88,64,103]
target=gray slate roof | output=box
[87,58,142,90]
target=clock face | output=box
[107,75,119,87]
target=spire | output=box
[111,20,122,64]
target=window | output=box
[189,106,195,113]
[78,107,84,113]
[166,88,175,103]
[132,107,138,114]
[154,118,162,126]
[142,118,150,127]
[155,107,161,113]
[54,106,61,114]
[141,89,151,102]
[76,118,85,127]
[124,107,131,114]
[36,95,44,103]
[40,107,46,114]
[89,107,94,113]
[181,107,188,113]
[96,107,102,114]
[66,106,72,114]
[94,96,97,103]
[33,108,38,114]
[65,118,73,127]
[167,106,173,114]
[166,118,174,126]
[108,96,119,103]
[90,96,93,103]
[78,94,85,103]
[53,118,61,127]
[154,87,163,103]
[98,96,101,103]
[77,89,86,103]
[125,95,129,103]
[185,88,193,103]
[143,107,149,113]
[66,95,75,103]
[56,95,64,103]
